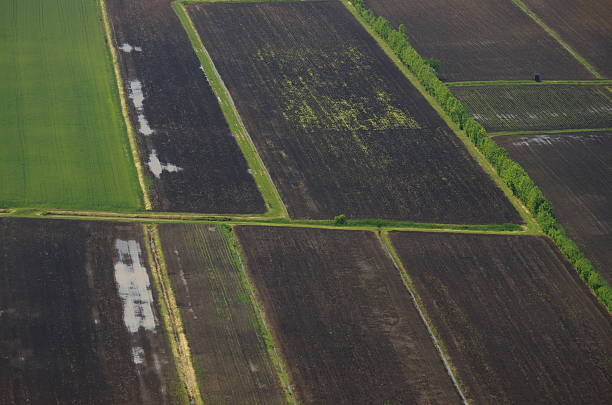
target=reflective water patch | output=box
[147,150,183,178]
[118,43,142,53]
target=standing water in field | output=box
[128,79,154,136]
[147,150,183,178]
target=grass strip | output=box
[509,0,603,79]
[143,224,203,405]
[172,1,288,218]
[223,226,297,404]
[378,231,470,404]
[489,127,612,137]
[345,0,611,310]
[98,0,151,209]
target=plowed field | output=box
[188,1,520,224]
[105,0,264,213]
[157,224,285,404]
[452,84,612,131]
[0,218,182,404]
[391,231,612,405]
[495,132,612,283]
[235,226,461,405]
[362,0,594,81]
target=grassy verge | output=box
[172,1,287,218]
[224,225,297,404]
[345,0,611,310]
[509,0,603,79]
[489,127,612,137]
[378,231,470,404]
[143,224,203,405]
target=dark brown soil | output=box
[390,231,612,405]
[235,226,462,405]
[105,0,264,213]
[188,1,520,224]
[0,218,181,405]
[157,223,285,404]
[496,132,612,283]
[363,0,594,81]
[523,0,612,78]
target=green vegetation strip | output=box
[509,0,603,79]
[0,0,143,210]
[346,0,611,310]
[489,127,612,137]
[378,231,469,404]
[224,226,297,404]
[143,224,204,405]
[447,80,612,86]
[172,1,287,218]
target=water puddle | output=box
[511,134,584,147]
[131,346,146,364]
[138,114,154,136]
[119,43,142,53]
[114,239,157,333]
[128,80,154,136]
[147,150,183,178]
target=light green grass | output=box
[0,0,143,210]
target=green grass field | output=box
[0,0,142,210]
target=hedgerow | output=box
[350,0,611,310]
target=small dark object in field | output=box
[534,73,541,82]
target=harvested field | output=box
[452,84,612,131]
[0,218,182,404]
[235,226,461,405]
[522,0,612,77]
[157,223,285,404]
[188,1,520,224]
[496,132,612,283]
[0,0,142,210]
[390,231,612,405]
[362,0,594,81]
[105,0,264,213]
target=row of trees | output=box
[351,0,611,309]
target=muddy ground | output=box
[391,231,612,404]
[235,226,461,405]
[105,0,264,213]
[0,218,181,404]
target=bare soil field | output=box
[157,223,285,404]
[105,0,264,213]
[235,226,461,405]
[496,132,612,283]
[362,0,594,81]
[522,0,612,77]
[452,84,612,131]
[0,218,181,404]
[390,231,612,404]
[188,1,520,224]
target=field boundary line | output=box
[447,80,612,86]
[173,1,288,219]
[378,231,470,405]
[509,0,604,79]
[224,226,298,404]
[489,127,612,137]
[143,224,204,405]
[98,0,152,210]
[342,1,537,232]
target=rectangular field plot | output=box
[157,224,285,404]
[362,0,594,81]
[522,0,612,77]
[452,85,612,132]
[0,0,142,210]
[188,1,520,224]
[235,226,462,405]
[496,132,612,283]
[0,218,182,405]
[390,231,612,404]
[105,0,264,213]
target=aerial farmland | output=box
[1,0,610,404]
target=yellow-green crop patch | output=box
[0,0,142,210]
